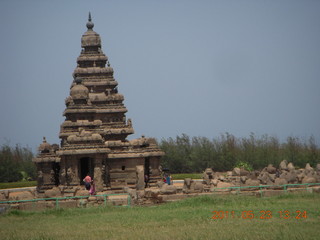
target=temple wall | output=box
[149,156,161,177]
[36,162,55,192]
[107,158,145,190]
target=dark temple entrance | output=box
[80,157,94,184]
[53,162,60,186]
[144,157,150,186]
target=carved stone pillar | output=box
[136,165,145,190]
[59,158,66,185]
[66,156,79,186]
[71,157,79,185]
[94,155,104,192]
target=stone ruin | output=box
[139,161,320,204]
[32,13,164,197]
[2,159,320,207]
[202,160,320,190]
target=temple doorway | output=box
[53,162,60,186]
[144,157,150,187]
[80,157,94,184]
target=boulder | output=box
[8,191,34,201]
[266,164,277,174]
[268,174,276,182]
[302,177,317,184]
[287,162,295,171]
[240,176,247,184]
[218,175,225,181]
[245,179,260,186]
[279,160,288,171]
[305,163,314,176]
[240,168,250,176]
[296,175,303,184]
[258,172,273,185]
[193,182,204,193]
[212,179,219,186]
[232,167,241,176]
[247,171,259,180]
[316,163,320,172]
[0,191,7,201]
[280,171,297,184]
[160,185,177,195]
[274,178,288,185]
[305,163,313,170]
[44,187,61,198]
[145,188,160,198]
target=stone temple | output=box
[33,14,164,194]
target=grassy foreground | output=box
[0,192,319,240]
[0,181,36,189]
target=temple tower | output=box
[33,14,164,194]
[60,13,134,144]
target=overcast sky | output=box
[0,0,319,151]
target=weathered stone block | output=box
[160,185,177,194]
[193,182,204,193]
[279,160,288,171]
[266,164,276,174]
[58,200,78,209]
[302,177,317,184]
[274,178,287,185]
[145,188,160,198]
[0,192,7,201]
[8,191,34,201]
[44,187,61,198]
[75,189,90,196]
[287,162,295,171]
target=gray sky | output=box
[0,0,319,151]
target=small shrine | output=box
[33,13,164,194]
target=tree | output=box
[0,144,35,182]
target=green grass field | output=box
[171,173,202,180]
[0,192,319,240]
[0,181,36,189]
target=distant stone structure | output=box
[33,13,164,194]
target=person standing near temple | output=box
[89,180,96,195]
[83,174,92,190]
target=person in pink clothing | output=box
[89,180,96,195]
[83,174,91,190]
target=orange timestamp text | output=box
[211,210,307,220]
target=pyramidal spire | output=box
[86,12,94,30]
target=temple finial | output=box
[86,12,94,30]
[88,12,92,22]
